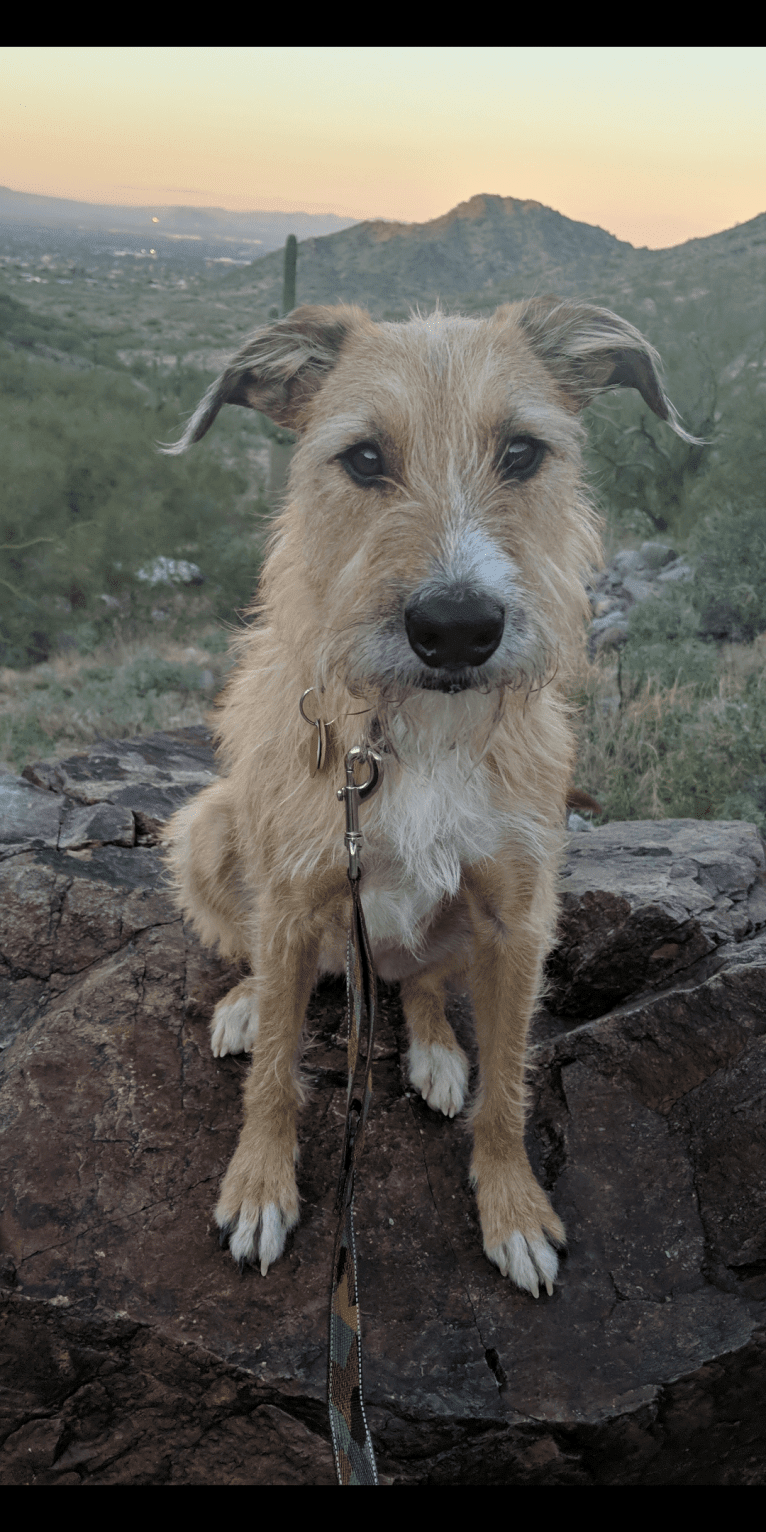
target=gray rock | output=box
[566,812,593,833]
[21,727,217,845]
[0,772,66,858]
[622,575,659,604]
[592,623,630,653]
[58,801,136,850]
[657,560,693,584]
[612,549,647,578]
[638,541,677,571]
[136,557,204,586]
[549,819,766,1017]
[590,611,630,637]
[1,732,765,1485]
[586,546,695,653]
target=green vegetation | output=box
[0,637,234,771]
[573,499,766,836]
[573,636,766,837]
[0,343,270,666]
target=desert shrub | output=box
[619,591,715,695]
[118,655,204,696]
[573,649,766,835]
[0,346,268,665]
[689,498,766,642]
[0,639,233,771]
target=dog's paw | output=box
[214,1140,299,1276]
[217,1201,298,1277]
[472,1153,565,1298]
[408,1039,469,1117]
[211,986,259,1057]
[485,1230,560,1299]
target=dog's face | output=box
[166,298,692,708]
[287,309,595,702]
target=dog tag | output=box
[306,723,322,778]
[321,719,334,770]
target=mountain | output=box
[230,193,637,313]
[0,185,359,255]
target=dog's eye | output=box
[500,438,545,481]
[341,442,385,483]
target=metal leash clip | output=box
[336,745,383,880]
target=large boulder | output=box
[1,729,765,1484]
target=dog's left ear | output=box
[161,305,365,455]
[515,296,703,444]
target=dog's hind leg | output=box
[400,972,469,1119]
[163,781,249,960]
[211,976,260,1057]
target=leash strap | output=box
[328,871,379,1484]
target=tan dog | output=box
[163,299,691,1297]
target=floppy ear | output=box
[160,304,363,455]
[516,296,703,444]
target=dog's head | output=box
[164,299,695,707]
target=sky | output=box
[1,46,764,250]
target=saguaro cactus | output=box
[268,235,298,508]
[282,234,297,317]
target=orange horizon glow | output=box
[1,46,764,251]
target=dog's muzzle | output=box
[404,586,505,682]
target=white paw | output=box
[211,992,259,1057]
[408,1039,469,1118]
[216,1200,298,1277]
[485,1230,559,1298]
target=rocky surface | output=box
[1,728,765,1484]
[586,540,693,656]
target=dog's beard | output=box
[365,685,509,777]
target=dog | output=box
[162,297,693,1297]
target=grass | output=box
[570,632,766,836]
[0,630,234,773]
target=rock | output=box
[592,622,629,653]
[612,549,648,578]
[21,726,217,844]
[586,544,693,656]
[590,612,630,638]
[622,575,659,604]
[565,812,593,833]
[657,560,693,585]
[637,541,677,572]
[136,557,204,587]
[0,772,67,856]
[1,731,765,1485]
[547,818,766,1019]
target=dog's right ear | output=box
[160,305,362,455]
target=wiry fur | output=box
[162,297,691,1293]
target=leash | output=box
[301,693,383,1485]
[330,745,383,1484]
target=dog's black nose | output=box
[405,588,505,669]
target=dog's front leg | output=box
[215,893,319,1276]
[465,872,566,1298]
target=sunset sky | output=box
[1,46,764,249]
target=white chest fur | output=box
[359,749,503,953]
